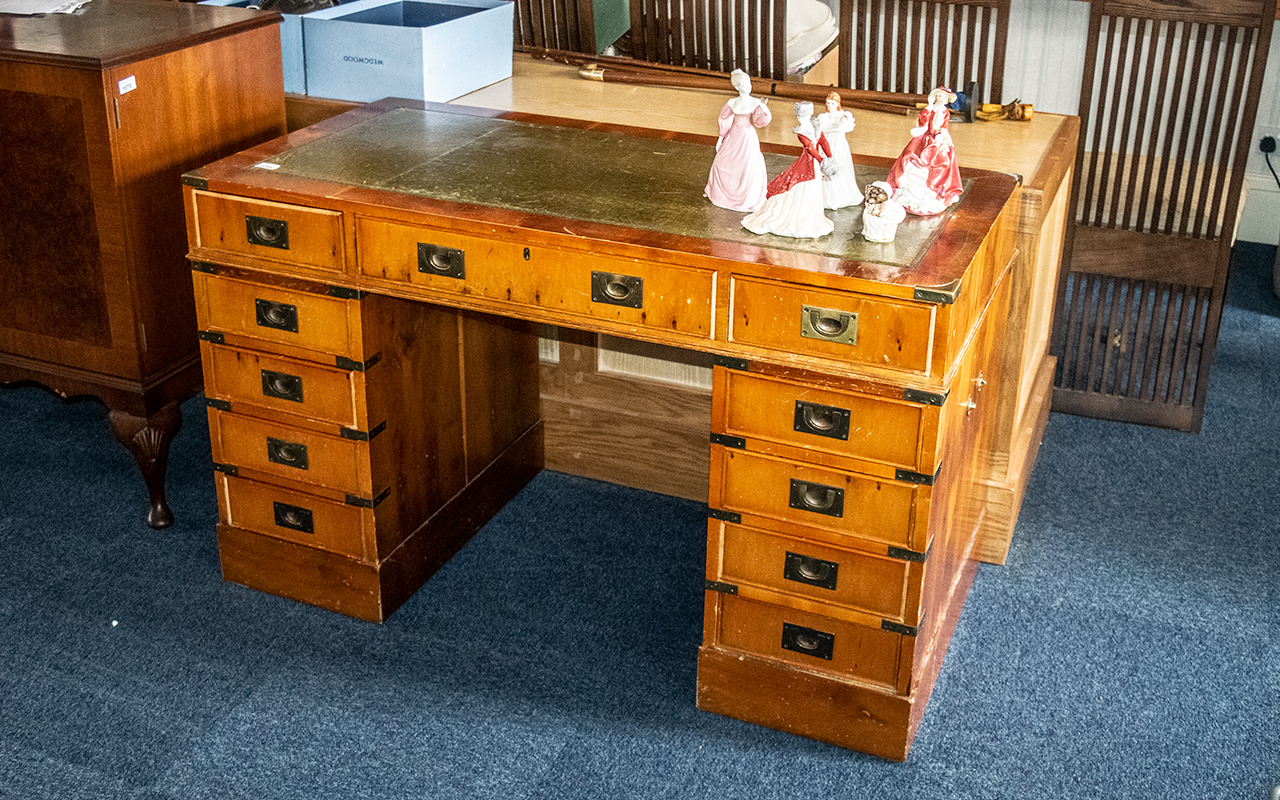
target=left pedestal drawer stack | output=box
[188,189,544,622]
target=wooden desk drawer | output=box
[201,341,370,433]
[706,519,924,627]
[193,271,366,362]
[730,276,935,374]
[710,446,928,553]
[191,190,344,274]
[216,473,374,561]
[208,409,383,499]
[713,366,936,475]
[705,592,914,694]
[355,216,715,339]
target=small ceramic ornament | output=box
[816,92,862,209]
[885,86,964,215]
[704,69,772,212]
[861,181,906,242]
[742,101,837,239]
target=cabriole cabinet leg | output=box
[109,401,183,530]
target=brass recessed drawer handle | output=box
[800,305,858,345]
[255,299,299,333]
[261,369,304,403]
[266,436,309,470]
[591,271,643,308]
[784,551,839,590]
[246,215,289,250]
[273,501,314,533]
[781,622,835,660]
[417,242,465,279]
[789,478,845,518]
[793,400,851,440]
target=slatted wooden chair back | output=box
[629,0,790,79]
[836,0,1009,103]
[1050,0,1275,432]
[515,0,596,53]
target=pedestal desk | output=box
[0,0,286,527]
[184,98,1020,759]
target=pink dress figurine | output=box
[885,87,964,215]
[704,69,772,212]
[742,101,836,239]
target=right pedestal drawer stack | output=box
[698,272,1012,761]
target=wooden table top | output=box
[458,58,1076,190]
[0,0,279,69]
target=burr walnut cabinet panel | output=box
[183,99,1018,758]
[0,0,287,527]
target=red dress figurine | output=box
[885,87,964,215]
[742,101,836,238]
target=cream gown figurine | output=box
[742,101,838,239]
[816,91,862,209]
[885,86,964,215]
[704,69,772,212]
[861,181,906,242]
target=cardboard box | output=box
[199,0,307,94]
[302,0,513,104]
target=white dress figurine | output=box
[704,69,772,212]
[861,181,906,242]
[816,92,862,209]
[742,101,836,239]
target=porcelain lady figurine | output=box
[861,181,906,242]
[704,69,772,212]
[742,101,837,238]
[816,91,862,209]
[885,86,964,215]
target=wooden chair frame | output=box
[515,0,597,54]
[629,0,790,79]
[836,0,1009,103]
[1050,0,1276,432]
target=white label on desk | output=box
[118,76,137,95]
[254,162,282,171]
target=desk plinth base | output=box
[218,421,544,623]
[696,553,979,761]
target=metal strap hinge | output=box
[190,261,218,274]
[710,433,746,449]
[712,354,749,371]
[704,580,739,595]
[340,421,387,441]
[328,285,363,300]
[904,387,948,406]
[205,397,231,412]
[345,487,391,508]
[882,617,921,637]
[886,543,930,563]
[198,331,225,345]
[335,353,381,372]
[181,174,208,190]
[895,466,941,486]
[212,462,238,476]
[707,507,741,524]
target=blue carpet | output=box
[1,245,1276,799]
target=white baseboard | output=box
[1240,175,1280,246]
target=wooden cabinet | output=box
[0,0,287,527]
[183,99,1018,758]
